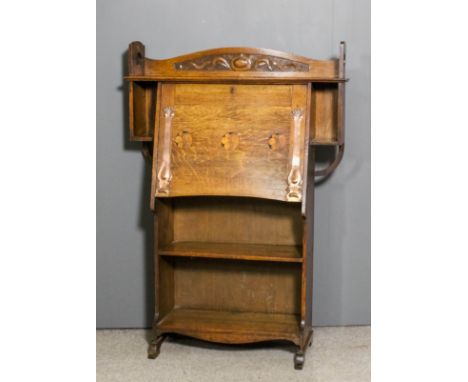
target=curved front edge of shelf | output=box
[157,328,302,347]
[156,308,303,347]
[154,191,303,204]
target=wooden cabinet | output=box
[125,41,347,369]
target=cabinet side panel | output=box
[154,200,174,317]
[304,150,315,327]
[154,200,175,321]
[158,257,175,319]
[156,199,174,246]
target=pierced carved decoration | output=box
[157,107,175,194]
[287,108,304,202]
[221,132,240,151]
[175,54,309,72]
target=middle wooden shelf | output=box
[159,241,303,263]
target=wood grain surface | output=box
[159,241,303,263]
[169,257,301,315]
[126,45,341,82]
[154,83,308,201]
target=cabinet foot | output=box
[293,327,313,368]
[148,335,165,359]
[294,350,305,369]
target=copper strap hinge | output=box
[157,106,175,194]
[287,108,304,202]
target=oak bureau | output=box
[124,41,347,369]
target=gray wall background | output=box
[97,0,370,328]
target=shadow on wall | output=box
[313,146,346,325]
[119,50,154,328]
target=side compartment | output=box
[129,81,158,141]
[310,83,339,145]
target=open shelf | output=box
[159,241,303,263]
[158,256,301,320]
[158,308,301,342]
[155,197,303,341]
[155,196,303,248]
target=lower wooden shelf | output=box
[159,241,303,263]
[157,308,301,345]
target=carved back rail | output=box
[126,43,344,82]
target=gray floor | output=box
[97,326,370,382]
